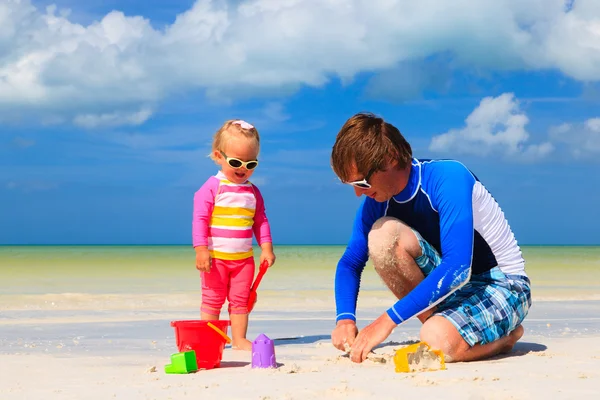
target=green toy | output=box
[164,350,198,374]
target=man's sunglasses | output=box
[220,151,259,170]
[345,167,376,189]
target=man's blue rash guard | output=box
[334,158,525,325]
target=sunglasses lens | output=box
[228,159,243,168]
[354,182,370,189]
[246,161,258,170]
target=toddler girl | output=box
[192,119,275,350]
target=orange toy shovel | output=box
[247,260,269,313]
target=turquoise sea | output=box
[1,245,599,299]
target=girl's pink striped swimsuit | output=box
[192,171,272,259]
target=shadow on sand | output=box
[464,341,548,363]
[272,334,331,346]
[219,360,251,368]
[495,341,548,359]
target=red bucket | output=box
[170,320,231,370]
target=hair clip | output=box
[233,120,254,130]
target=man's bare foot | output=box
[232,338,252,351]
[500,325,524,354]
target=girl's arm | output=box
[252,185,275,266]
[251,185,272,246]
[192,178,217,247]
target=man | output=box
[330,112,531,363]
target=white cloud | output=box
[586,117,600,132]
[549,118,600,157]
[262,102,290,123]
[1,0,600,126]
[429,93,553,159]
[429,92,600,161]
[73,107,153,128]
[520,142,555,159]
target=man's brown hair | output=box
[331,112,412,182]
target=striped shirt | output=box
[192,172,272,260]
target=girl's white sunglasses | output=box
[220,151,259,170]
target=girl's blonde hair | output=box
[210,119,260,162]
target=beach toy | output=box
[170,320,231,370]
[247,260,269,313]
[393,341,446,373]
[164,350,198,374]
[207,322,232,344]
[251,333,277,368]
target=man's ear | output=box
[385,156,402,171]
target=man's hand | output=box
[195,246,211,272]
[259,242,276,267]
[331,320,359,352]
[350,313,396,363]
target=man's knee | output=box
[420,316,468,362]
[368,217,420,266]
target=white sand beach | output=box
[1,246,599,399]
[2,296,599,399]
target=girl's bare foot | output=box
[232,338,252,351]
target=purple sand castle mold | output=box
[251,333,277,368]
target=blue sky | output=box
[1,0,599,245]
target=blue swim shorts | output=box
[412,229,532,347]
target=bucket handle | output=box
[207,322,232,344]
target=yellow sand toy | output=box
[393,341,446,373]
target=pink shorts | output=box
[201,257,255,316]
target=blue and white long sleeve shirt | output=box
[335,158,526,325]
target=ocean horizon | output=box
[1,245,599,300]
